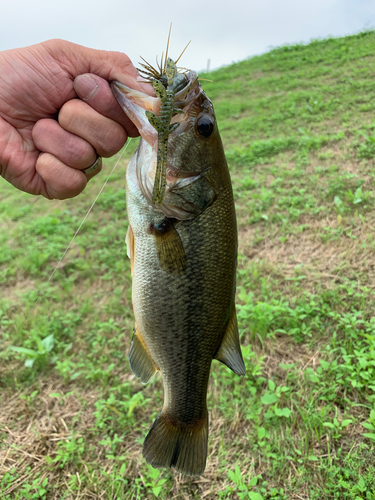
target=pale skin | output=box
[0,39,153,199]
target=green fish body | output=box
[111,69,245,476]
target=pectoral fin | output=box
[170,173,201,190]
[152,218,186,274]
[129,325,159,384]
[215,307,246,376]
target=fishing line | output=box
[17,140,131,334]
[47,141,130,284]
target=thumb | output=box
[42,38,154,94]
[73,73,139,136]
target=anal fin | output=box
[215,307,246,376]
[129,325,158,384]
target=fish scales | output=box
[131,188,236,414]
[111,61,245,476]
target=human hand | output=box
[0,39,152,199]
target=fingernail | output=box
[74,74,99,101]
[136,76,155,95]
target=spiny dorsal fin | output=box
[215,307,246,376]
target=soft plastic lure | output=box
[144,58,184,205]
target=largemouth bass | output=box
[111,58,245,476]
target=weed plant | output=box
[2,29,375,499]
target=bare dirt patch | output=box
[0,379,98,495]
[0,278,36,300]
[238,214,375,291]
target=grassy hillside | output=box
[2,29,375,499]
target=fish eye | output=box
[196,116,214,137]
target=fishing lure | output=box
[137,24,191,206]
[144,58,184,205]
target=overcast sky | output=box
[1,0,375,73]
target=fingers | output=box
[33,75,132,200]
[35,153,88,200]
[33,118,97,168]
[33,43,154,200]
[32,116,107,199]
[58,99,127,158]
[32,75,132,200]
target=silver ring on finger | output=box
[82,155,102,176]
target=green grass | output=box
[2,28,375,499]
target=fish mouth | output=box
[110,81,160,146]
[111,71,201,218]
[110,70,199,137]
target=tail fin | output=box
[143,411,208,476]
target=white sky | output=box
[0,0,374,72]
